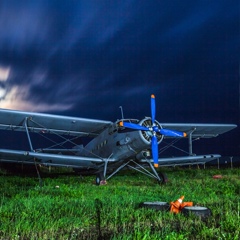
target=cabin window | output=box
[93,140,108,152]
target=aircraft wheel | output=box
[158,172,168,184]
[139,201,170,211]
[181,206,211,218]
[95,173,106,186]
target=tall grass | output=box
[0,166,239,239]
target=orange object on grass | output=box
[180,202,193,209]
[170,196,184,213]
[170,196,193,213]
[213,175,223,179]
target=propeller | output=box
[119,94,187,168]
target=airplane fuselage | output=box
[82,119,152,161]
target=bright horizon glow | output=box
[0,85,73,112]
[0,66,10,81]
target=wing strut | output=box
[24,117,43,187]
[24,117,34,151]
[188,128,196,156]
[34,157,43,187]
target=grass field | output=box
[0,166,239,239]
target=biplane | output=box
[0,95,237,185]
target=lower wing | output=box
[0,148,116,169]
[140,154,220,167]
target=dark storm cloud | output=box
[0,0,238,156]
[0,1,238,126]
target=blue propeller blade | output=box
[120,95,187,168]
[151,94,156,124]
[119,121,149,131]
[159,129,187,137]
[151,135,159,167]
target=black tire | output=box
[139,201,170,211]
[158,172,168,184]
[96,173,105,186]
[181,206,211,218]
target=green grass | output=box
[0,166,239,239]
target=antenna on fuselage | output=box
[119,106,124,120]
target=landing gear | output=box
[95,173,107,186]
[158,172,168,184]
[98,159,169,185]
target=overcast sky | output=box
[0,1,239,156]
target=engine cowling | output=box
[138,117,163,145]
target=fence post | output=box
[230,156,233,169]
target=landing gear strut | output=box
[95,160,168,185]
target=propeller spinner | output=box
[119,94,187,168]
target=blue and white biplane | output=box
[0,95,237,184]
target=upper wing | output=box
[161,123,237,138]
[0,109,113,137]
